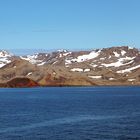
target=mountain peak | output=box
[57,49,68,53]
[0,50,13,57]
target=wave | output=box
[0,115,123,133]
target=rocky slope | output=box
[0,46,140,87]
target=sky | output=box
[0,0,140,53]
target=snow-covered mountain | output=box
[20,49,72,66]
[19,46,140,73]
[0,46,140,87]
[0,50,14,68]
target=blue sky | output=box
[0,0,140,52]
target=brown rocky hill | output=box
[0,46,140,87]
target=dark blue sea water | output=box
[0,87,140,140]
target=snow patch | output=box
[52,61,58,65]
[71,68,83,72]
[20,54,46,66]
[59,52,71,58]
[100,58,105,60]
[71,68,90,72]
[20,55,40,64]
[37,62,46,66]
[114,52,120,57]
[0,50,13,57]
[121,50,126,56]
[84,69,90,72]
[102,57,135,67]
[128,47,134,50]
[92,64,98,67]
[109,78,115,80]
[53,72,56,75]
[128,79,136,82]
[117,64,140,73]
[58,49,67,53]
[65,50,100,65]
[0,51,13,68]
[59,54,62,58]
[27,72,32,76]
[88,76,102,79]
[63,52,72,56]
[0,63,7,68]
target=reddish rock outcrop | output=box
[0,77,39,88]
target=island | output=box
[0,46,140,87]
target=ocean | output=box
[0,87,140,140]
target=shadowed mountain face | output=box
[0,46,140,87]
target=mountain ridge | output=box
[0,46,140,87]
